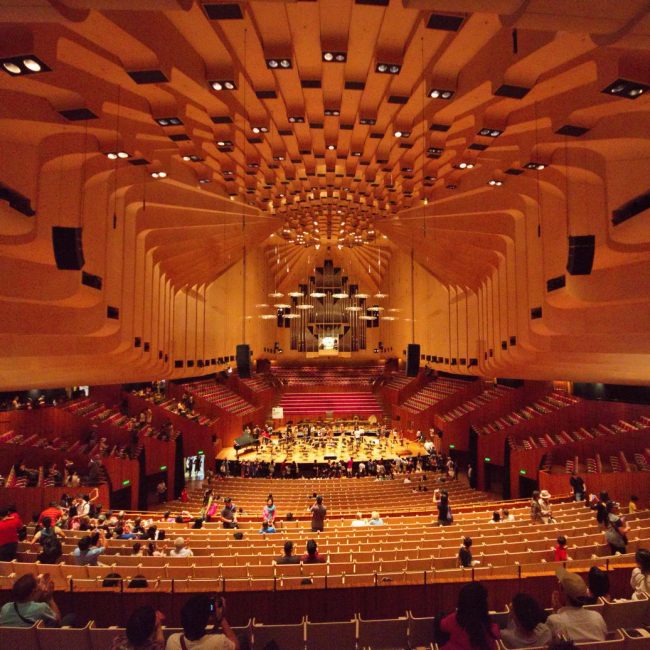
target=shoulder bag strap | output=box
[13,602,36,625]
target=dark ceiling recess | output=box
[128,158,150,166]
[127,69,168,84]
[255,89,277,99]
[388,95,409,104]
[430,123,451,132]
[494,84,531,99]
[210,116,233,124]
[301,79,321,89]
[426,13,464,31]
[556,124,590,137]
[203,3,243,19]
[345,81,365,90]
[0,182,35,216]
[355,0,389,5]
[58,108,98,121]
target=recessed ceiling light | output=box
[525,162,547,170]
[488,179,503,186]
[455,162,475,169]
[155,116,183,126]
[210,80,237,91]
[288,116,305,123]
[327,144,335,150]
[0,55,50,76]
[322,51,347,63]
[376,62,401,74]
[266,58,292,70]
[150,171,167,179]
[360,118,376,126]
[602,78,648,99]
[478,128,503,137]
[428,88,454,100]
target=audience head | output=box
[532,490,540,501]
[502,509,510,518]
[587,566,609,598]
[267,494,274,506]
[556,567,587,606]
[41,516,52,529]
[557,535,567,547]
[180,595,212,641]
[371,511,380,521]
[456,581,492,648]
[125,606,157,645]
[174,537,185,550]
[78,536,92,552]
[463,536,472,549]
[636,549,650,574]
[11,574,38,602]
[631,495,639,503]
[510,593,547,632]
[306,539,318,556]
[599,491,609,502]
[492,511,501,522]
[284,541,294,557]
[132,542,141,555]
[316,495,323,505]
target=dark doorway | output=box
[519,475,539,499]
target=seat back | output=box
[306,619,357,649]
[36,620,92,650]
[358,615,409,649]
[408,611,434,648]
[88,623,123,650]
[602,596,650,630]
[252,619,306,650]
[0,623,41,650]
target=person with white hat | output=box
[169,537,193,558]
[547,568,607,641]
[539,490,554,523]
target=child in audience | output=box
[629,495,639,514]
[631,548,650,599]
[554,536,568,561]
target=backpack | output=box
[39,528,62,561]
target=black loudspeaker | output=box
[236,344,251,378]
[406,343,420,377]
[566,235,595,275]
[52,226,85,270]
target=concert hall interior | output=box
[1,1,650,647]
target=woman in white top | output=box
[631,548,650,599]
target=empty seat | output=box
[252,618,306,649]
[358,614,409,649]
[306,618,357,649]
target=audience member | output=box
[458,537,473,568]
[631,548,650,599]
[31,516,64,564]
[368,511,384,526]
[111,605,164,649]
[540,490,554,523]
[604,501,629,554]
[351,512,367,527]
[262,495,276,525]
[569,472,586,502]
[489,511,501,524]
[547,568,607,641]
[302,539,325,563]
[73,531,107,566]
[166,595,238,649]
[501,593,551,648]
[585,567,610,603]
[629,495,639,514]
[530,491,543,523]
[309,495,327,532]
[169,537,193,558]
[220,498,239,530]
[259,521,276,534]
[554,536,568,562]
[0,573,68,627]
[0,506,23,561]
[437,491,452,526]
[439,581,500,650]
[276,541,300,564]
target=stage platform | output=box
[217,432,427,464]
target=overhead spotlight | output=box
[273,155,285,161]
[455,162,475,170]
[251,126,269,134]
[351,151,362,157]
[216,140,233,147]
[296,303,314,310]
[222,170,234,176]
[376,62,401,75]
[266,58,292,69]
[322,51,347,63]
[310,291,326,298]
[327,144,336,150]
[288,291,304,297]
[0,55,50,76]
[150,171,167,179]
[487,179,503,186]
[478,128,503,137]
[525,162,547,170]
[288,116,305,123]
[427,147,444,156]
[393,130,410,138]
[428,88,454,100]
[602,78,648,99]
[374,292,388,298]
[324,108,341,116]
[198,178,212,184]
[247,162,260,168]
[155,116,183,126]
[105,151,130,160]
[210,80,237,91]
[359,118,376,126]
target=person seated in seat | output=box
[351,512,367,527]
[73,531,107,566]
[220,497,239,529]
[630,548,650,599]
[111,605,164,650]
[439,581,500,650]
[259,521,276,534]
[166,594,238,650]
[0,573,67,627]
[275,541,300,565]
[169,537,193,558]
[458,537,473,568]
[585,566,610,603]
[501,593,551,648]
[547,568,606,641]
[368,511,384,526]
[302,539,325,563]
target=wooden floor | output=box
[217,433,428,463]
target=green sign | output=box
[449,444,455,449]
[197,450,204,455]
[484,457,491,462]
[160,465,167,471]
[122,479,131,486]
[519,469,527,475]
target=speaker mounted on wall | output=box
[406,343,420,377]
[236,343,251,379]
[566,235,595,275]
[52,226,85,270]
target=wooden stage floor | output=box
[217,433,427,464]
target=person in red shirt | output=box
[0,506,23,561]
[554,535,568,561]
[38,502,63,526]
[302,539,325,564]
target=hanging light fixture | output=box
[381,315,397,321]
[359,315,377,321]
[310,291,326,298]
[345,305,363,312]
[374,291,388,298]
[273,303,292,309]
[332,291,349,299]
[284,313,300,319]
[259,314,277,320]
[288,291,304,298]
[269,291,284,298]
[296,303,314,310]
[368,305,385,312]
[355,292,370,299]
